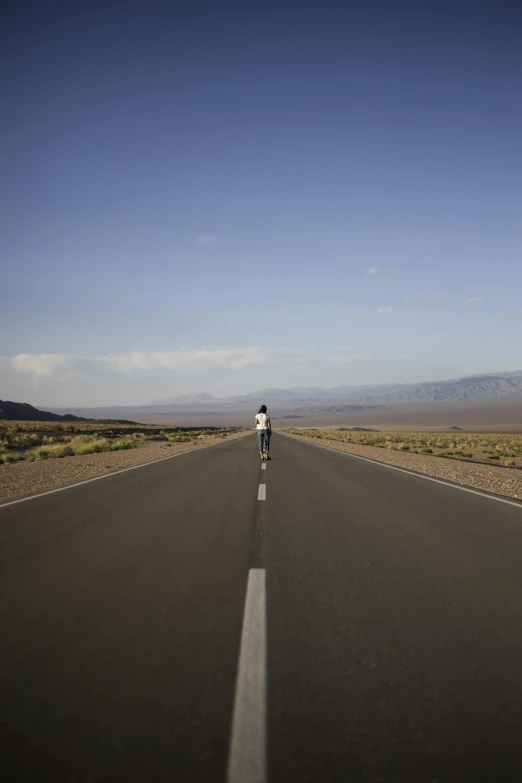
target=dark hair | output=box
[258,405,267,414]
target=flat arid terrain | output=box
[274,398,522,431]
[39,397,522,431]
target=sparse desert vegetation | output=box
[0,423,249,504]
[284,429,522,469]
[0,421,242,466]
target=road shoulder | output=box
[281,431,522,502]
[0,430,252,505]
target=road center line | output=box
[227,568,266,783]
[261,463,266,470]
[257,484,266,500]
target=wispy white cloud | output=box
[0,348,376,379]
[105,348,273,374]
[463,296,485,304]
[377,307,395,314]
[367,268,397,276]
[196,235,221,245]
[7,353,72,377]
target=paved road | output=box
[1,433,522,782]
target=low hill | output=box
[0,400,85,422]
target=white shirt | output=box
[255,412,270,430]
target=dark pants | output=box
[258,429,270,453]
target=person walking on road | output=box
[255,405,271,460]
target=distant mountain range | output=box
[24,369,522,423]
[149,371,522,407]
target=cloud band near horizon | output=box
[1,348,374,378]
[0,348,385,406]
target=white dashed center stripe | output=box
[227,568,267,783]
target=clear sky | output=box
[1,0,521,406]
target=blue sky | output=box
[1,0,521,405]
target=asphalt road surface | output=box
[1,433,522,782]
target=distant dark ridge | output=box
[337,427,377,432]
[88,419,138,425]
[0,400,85,422]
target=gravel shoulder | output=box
[0,430,251,505]
[282,431,522,501]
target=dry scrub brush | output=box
[285,429,522,467]
[0,422,243,466]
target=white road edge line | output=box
[261,463,266,470]
[0,439,235,510]
[257,484,266,500]
[227,568,266,783]
[279,434,522,509]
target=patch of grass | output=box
[73,439,111,455]
[1,452,25,464]
[111,439,136,451]
[30,444,75,460]
[49,445,75,458]
[31,447,50,460]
